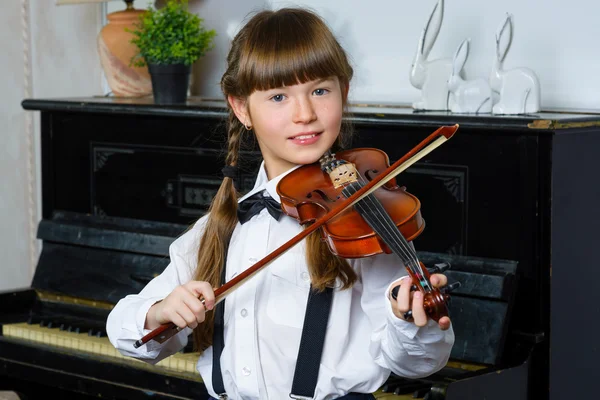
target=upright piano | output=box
[1,97,598,399]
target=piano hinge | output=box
[36,290,114,310]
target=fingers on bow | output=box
[173,281,215,329]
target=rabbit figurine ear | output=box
[452,38,470,77]
[495,13,513,64]
[421,0,444,59]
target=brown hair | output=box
[192,7,355,352]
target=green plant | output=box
[129,0,216,67]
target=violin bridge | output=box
[328,163,359,188]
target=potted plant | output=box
[129,0,216,104]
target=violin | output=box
[133,124,459,348]
[278,147,449,322]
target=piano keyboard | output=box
[2,322,201,381]
[2,322,426,399]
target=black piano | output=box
[0,97,598,399]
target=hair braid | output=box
[192,112,245,352]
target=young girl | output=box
[107,7,454,400]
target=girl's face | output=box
[230,77,344,179]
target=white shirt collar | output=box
[238,161,302,204]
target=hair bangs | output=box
[238,9,351,95]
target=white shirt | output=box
[106,163,455,400]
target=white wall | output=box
[0,0,33,291]
[0,1,103,290]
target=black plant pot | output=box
[148,63,191,105]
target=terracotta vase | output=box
[98,7,152,97]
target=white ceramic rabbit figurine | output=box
[490,14,541,114]
[409,0,453,110]
[447,39,493,113]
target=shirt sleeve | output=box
[357,247,455,379]
[106,216,208,364]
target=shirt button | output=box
[240,308,248,317]
[301,272,310,282]
[242,366,251,376]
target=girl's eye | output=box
[270,94,285,102]
[313,88,329,96]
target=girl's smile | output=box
[288,131,322,145]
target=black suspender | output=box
[212,281,334,400]
[290,286,334,399]
[211,260,228,399]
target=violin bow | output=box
[134,124,459,348]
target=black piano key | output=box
[67,325,81,334]
[383,375,432,396]
[36,314,106,337]
[394,382,429,396]
[414,387,431,398]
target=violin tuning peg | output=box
[442,281,461,294]
[428,262,451,274]
[390,283,418,300]
[390,285,399,300]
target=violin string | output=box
[351,172,433,292]
[349,174,432,291]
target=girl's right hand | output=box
[145,281,216,330]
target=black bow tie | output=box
[237,191,283,225]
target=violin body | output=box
[277,148,426,258]
[277,139,462,323]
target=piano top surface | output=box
[21,96,600,132]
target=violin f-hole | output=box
[364,169,379,181]
[306,189,337,202]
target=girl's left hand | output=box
[389,274,452,331]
